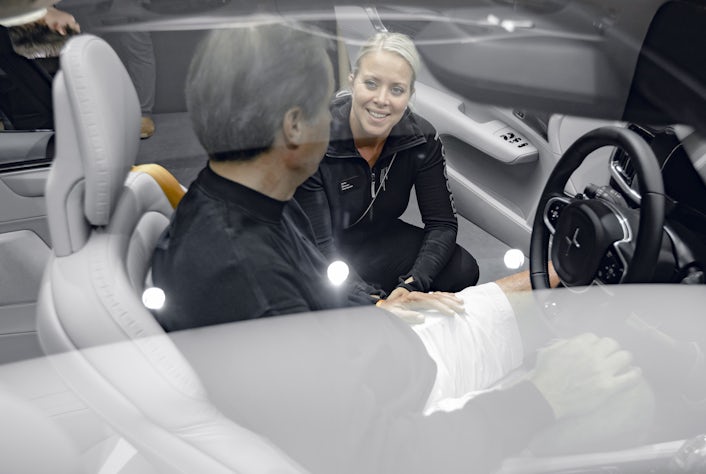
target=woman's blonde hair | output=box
[352,32,420,89]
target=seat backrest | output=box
[36,34,306,473]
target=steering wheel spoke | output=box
[595,245,627,285]
[543,194,573,234]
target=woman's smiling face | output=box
[349,50,414,143]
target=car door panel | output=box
[0,168,50,242]
[413,83,538,165]
[0,130,53,165]
[1,168,49,197]
[0,132,51,363]
[0,230,47,363]
[429,103,558,253]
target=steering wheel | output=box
[530,126,666,289]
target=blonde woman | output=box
[295,32,479,300]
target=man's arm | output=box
[378,332,642,474]
[380,379,553,474]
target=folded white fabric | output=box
[412,282,524,414]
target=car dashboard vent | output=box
[612,147,636,186]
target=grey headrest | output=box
[46,34,141,257]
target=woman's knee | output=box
[432,246,479,292]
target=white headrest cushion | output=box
[59,34,141,226]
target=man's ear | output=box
[282,106,303,148]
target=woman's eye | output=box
[391,86,406,96]
[364,80,377,90]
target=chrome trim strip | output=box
[593,201,632,285]
[543,196,572,234]
[609,159,642,205]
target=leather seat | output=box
[36,34,306,474]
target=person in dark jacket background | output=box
[295,32,479,300]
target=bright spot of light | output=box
[504,249,525,270]
[142,287,165,310]
[500,20,515,32]
[327,260,349,286]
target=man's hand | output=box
[377,291,464,324]
[41,7,80,35]
[529,333,642,420]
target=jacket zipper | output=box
[370,168,376,221]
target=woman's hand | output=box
[41,7,80,35]
[386,286,410,302]
[377,291,464,324]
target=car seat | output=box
[35,34,307,474]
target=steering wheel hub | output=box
[552,201,625,286]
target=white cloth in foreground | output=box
[412,282,524,414]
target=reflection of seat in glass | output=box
[36,34,306,473]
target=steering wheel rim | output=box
[530,126,666,289]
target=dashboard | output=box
[609,124,706,283]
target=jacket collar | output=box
[326,93,427,159]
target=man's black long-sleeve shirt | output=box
[151,165,377,331]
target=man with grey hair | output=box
[151,23,645,474]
